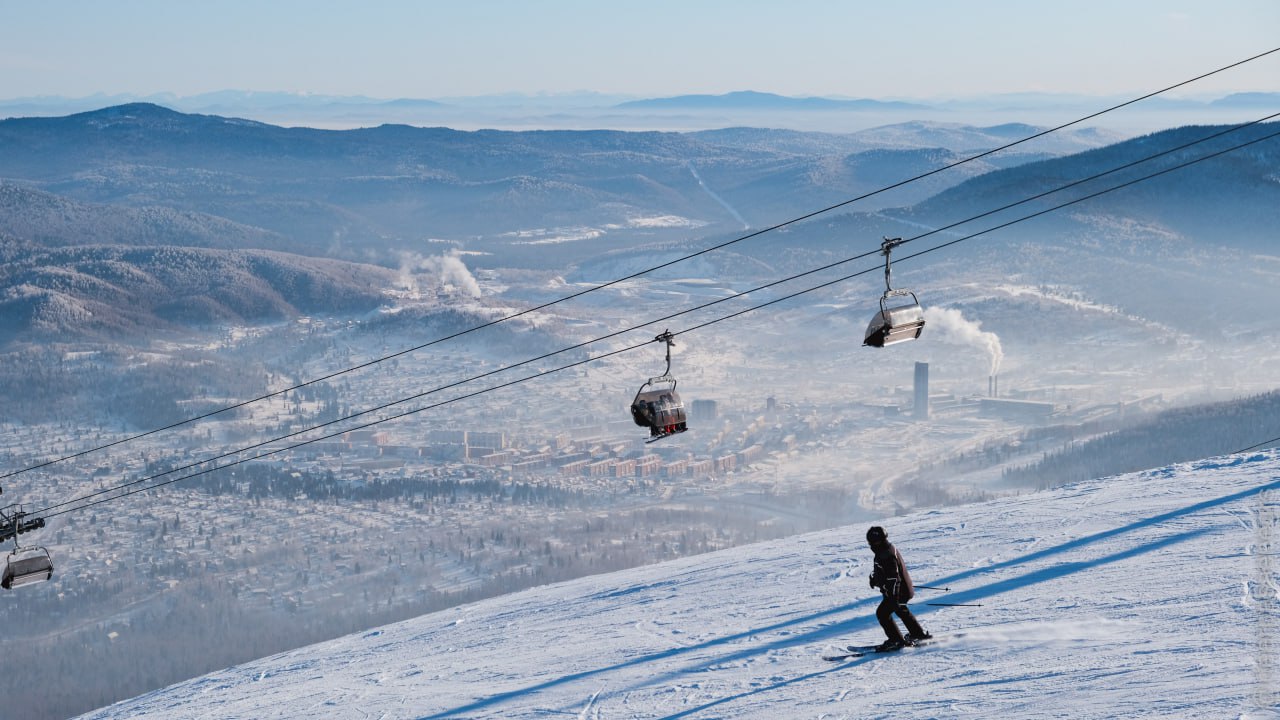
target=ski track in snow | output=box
[687,161,749,230]
[78,451,1280,719]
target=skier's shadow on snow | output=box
[417,467,1280,720]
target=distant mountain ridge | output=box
[1209,91,1280,108]
[4,89,1270,116]
[1,89,1267,136]
[0,103,730,251]
[0,104,1121,268]
[616,90,928,111]
[1,106,1271,264]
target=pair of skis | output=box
[821,637,933,662]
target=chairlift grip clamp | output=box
[881,237,904,294]
[653,329,677,376]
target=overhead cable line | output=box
[34,113,1277,517]
[7,46,1278,483]
[1237,436,1280,454]
[33,120,1280,522]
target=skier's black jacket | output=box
[870,540,915,603]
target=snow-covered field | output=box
[80,451,1280,719]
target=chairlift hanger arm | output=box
[881,237,904,295]
[654,329,676,377]
[638,331,679,390]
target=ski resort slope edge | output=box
[78,451,1280,719]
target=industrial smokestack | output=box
[915,362,929,420]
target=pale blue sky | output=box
[2,0,1277,100]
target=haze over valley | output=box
[1,94,1278,719]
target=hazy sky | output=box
[2,0,1277,100]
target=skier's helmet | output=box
[866,526,887,544]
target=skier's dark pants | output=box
[876,594,925,642]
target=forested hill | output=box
[0,243,397,344]
[895,121,1280,251]
[0,183,287,251]
[1003,390,1280,488]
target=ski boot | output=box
[874,637,906,652]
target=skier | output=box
[867,525,931,651]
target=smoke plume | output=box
[399,251,482,298]
[923,306,1003,375]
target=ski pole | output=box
[915,584,950,591]
[926,602,982,607]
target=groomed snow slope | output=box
[81,452,1280,719]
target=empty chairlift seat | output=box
[863,237,926,348]
[2,547,53,589]
[864,293,926,348]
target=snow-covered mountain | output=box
[78,450,1280,719]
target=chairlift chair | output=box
[864,237,926,348]
[630,331,688,442]
[2,546,53,590]
[864,292,926,348]
[0,504,52,590]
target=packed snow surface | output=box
[81,452,1280,719]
